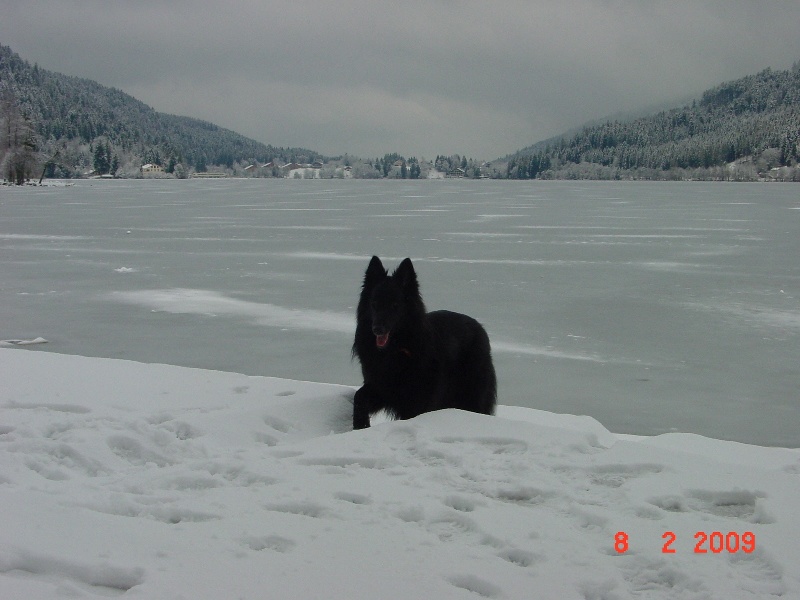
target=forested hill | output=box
[0,45,323,178]
[507,63,800,181]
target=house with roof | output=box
[141,163,164,175]
[446,167,465,178]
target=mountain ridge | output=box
[506,63,800,181]
[0,44,324,179]
[2,42,799,182]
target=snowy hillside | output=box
[1,349,798,599]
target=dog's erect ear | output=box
[393,258,419,294]
[363,255,387,288]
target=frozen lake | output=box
[2,179,798,446]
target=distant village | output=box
[138,156,497,180]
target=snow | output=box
[0,337,48,347]
[1,348,798,599]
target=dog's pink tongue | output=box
[376,333,389,348]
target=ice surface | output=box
[108,288,355,333]
[1,179,798,446]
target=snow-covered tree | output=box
[1,88,39,184]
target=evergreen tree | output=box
[93,142,110,174]
[409,158,421,179]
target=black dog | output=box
[352,256,496,429]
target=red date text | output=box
[614,531,756,554]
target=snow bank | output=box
[1,348,798,599]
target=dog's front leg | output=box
[353,386,372,430]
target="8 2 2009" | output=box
[662,531,756,554]
[613,531,756,554]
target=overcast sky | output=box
[3,0,800,159]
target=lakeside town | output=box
[137,156,493,180]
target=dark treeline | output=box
[507,63,800,181]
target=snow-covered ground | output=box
[2,348,798,599]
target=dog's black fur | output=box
[352,256,496,429]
